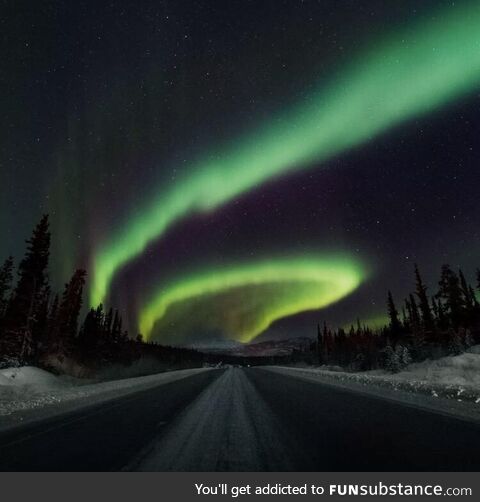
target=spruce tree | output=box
[407,294,421,328]
[33,286,50,352]
[55,269,87,350]
[104,307,113,339]
[459,269,473,307]
[47,294,59,333]
[438,265,464,328]
[78,304,104,359]
[436,295,448,330]
[3,215,50,360]
[414,264,434,331]
[383,344,400,373]
[387,291,401,337]
[0,256,14,319]
[112,310,123,343]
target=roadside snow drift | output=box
[0,366,211,420]
[273,346,480,405]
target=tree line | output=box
[317,264,480,372]
[2,214,479,375]
[0,215,203,374]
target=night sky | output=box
[2,0,480,346]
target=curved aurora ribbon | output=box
[139,256,365,342]
[92,2,480,305]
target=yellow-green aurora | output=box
[139,255,365,342]
[92,1,480,308]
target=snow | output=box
[130,367,294,471]
[274,346,480,401]
[0,366,77,390]
[268,346,480,422]
[0,365,212,429]
[3,347,480,431]
[386,350,480,388]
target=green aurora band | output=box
[92,2,480,307]
[139,256,365,342]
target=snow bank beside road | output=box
[276,347,480,403]
[0,366,212,425]
[268,348,480,422]
[0,366,80,390]
[383,349,480,390]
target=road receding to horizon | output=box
[1,366,480,471]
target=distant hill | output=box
[203,336,315,357]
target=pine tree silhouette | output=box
[55,269,87,352]
[3,215,50,361]
[0,256,14,319]
[438,264,464,329]
[387,290,401,338]
[414,264,434,331]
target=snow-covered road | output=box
[2,366,480,470]
[131,367,297,471]
[129,366,480,471]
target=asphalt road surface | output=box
[1,366,480,471]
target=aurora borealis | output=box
[2,0,480,345]
[139,256,365,342]
[91,0,480,308]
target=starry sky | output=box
[2,0,480,345]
